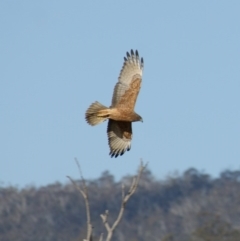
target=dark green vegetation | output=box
[1,168,240,241]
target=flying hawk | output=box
[85,50,144,158]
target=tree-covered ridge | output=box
[1,168,240,241]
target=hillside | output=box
[1,168,240,241]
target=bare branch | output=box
[67,159,93,241]
[99,233,103,241]
[100,161,147,241]
[100,210,111,233]
[69,159,147,241]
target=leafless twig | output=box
[98,233,103,241]
[68,160,147,241]
[100,161,147,241]
[67,158,93,241]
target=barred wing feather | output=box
[111,50,144,110]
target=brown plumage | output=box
[85,50,144,157]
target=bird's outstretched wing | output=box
[107,119,132,158]
[111,50,144,111]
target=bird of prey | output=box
[85,50,144,158]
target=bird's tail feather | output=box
[85,101,110,126]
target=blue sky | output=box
[1,1,240,188]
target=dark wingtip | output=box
[126,49,141,60]
[110,148,127,158]
[110,151,118,158]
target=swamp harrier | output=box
[85,50,144,158]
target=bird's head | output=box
[134,113,143,122]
